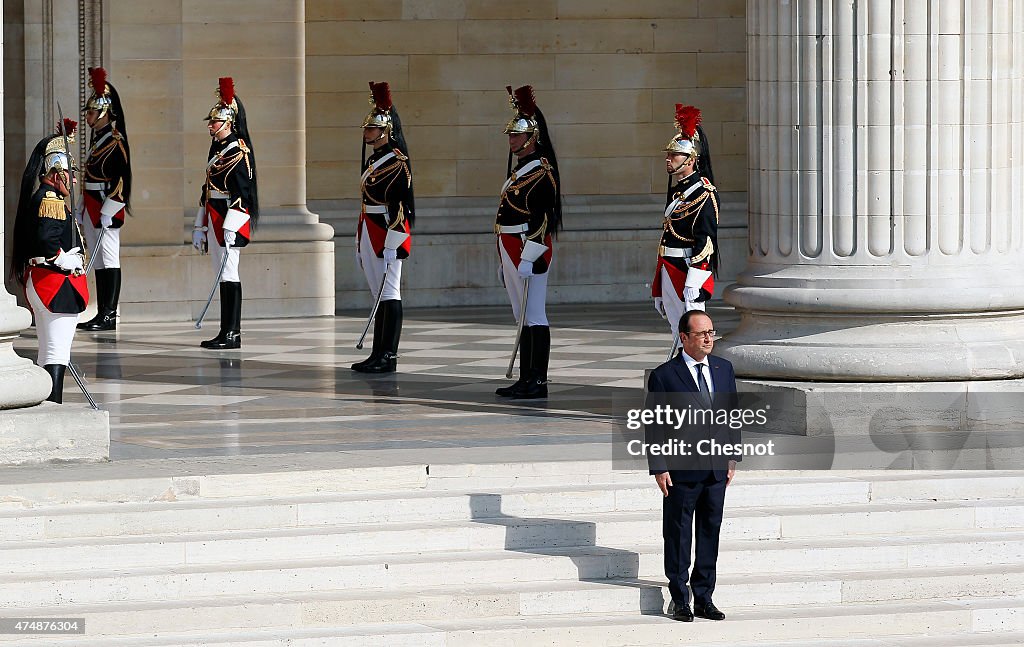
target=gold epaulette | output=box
[393,148,409,162]
[701,177,716,192]
[39,193,66,220]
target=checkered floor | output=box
[13,302,738,460]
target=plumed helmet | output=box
[504,85,539,136]
[85,67,114,118]
[43,119,77,175]
[362,81,393,132]
[205,77,238,123]
[664,104,703,160]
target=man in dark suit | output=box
[646,310,738,622]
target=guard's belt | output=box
[659,246,693,259]
[497,223,530,234]
[362,204,388,214]
[84,182,105,191]
[207,189,229,200]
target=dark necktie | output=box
[695,363,712,405]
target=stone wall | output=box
[305,0,748,200]
[306,0,749,309]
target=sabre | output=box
[356,263,389,349]
[666,332,680,361]
[84,227,106,274]
[67,362,100,410]
[56,102,87,260]
[505,277,530,379]
[195,241,231,329]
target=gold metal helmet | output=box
[362,81,393,134]
[503,85,539,135]
[664,104,703,162]
[205,77,238,123]
[85,67,113,119]
[43,120,77,175]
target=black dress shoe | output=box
[693,599,725,621]
[78,311,117,331]
[511,378,547,399]
[356,352,397,374]
[495,378,527,397]
[669,600,694,622]
[200,331,241,349]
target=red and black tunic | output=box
[358,143,413,258]
[494,152,557,274]
[201,133,256,247]
[82,123,130,228]
[652,173,719,300]
[25,187,88,314]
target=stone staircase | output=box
[0,460,1021,646]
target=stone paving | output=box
[12,302,739,461]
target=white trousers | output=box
[358,227,403,301]
[211,239,241,283]
[83,221,121,270]
[26,275,78,366]
[499,243,549,326]
[660,266,704,338]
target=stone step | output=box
[3,474,1021,542]
[3,597,1022,646]
[0,564,1021,640]
[3,529,1022,607]
[3,498,1024,575]
[1,458,1018,507]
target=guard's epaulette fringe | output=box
[39,195,67,220]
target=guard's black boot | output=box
[44,364,66,404]
[496,326,532,397]
[360,300,401,373]
[513,325,549,399]
[78,268,119,331]
[351,307,386,371]
[201,282,242,349]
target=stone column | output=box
[100,0,334,321]
[721,0,1024,381]
[0,16,53,408]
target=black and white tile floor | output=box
[13,302,739,460]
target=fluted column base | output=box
[720,263,1024,381]
[0,299,52,409]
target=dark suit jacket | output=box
[645,353,740,481]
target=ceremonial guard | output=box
[493,85,561,399]
[77,67,131,332]
[192,77,258,349]
[652,105,719,340]
[351,81,414,374]
[10,123,88,403]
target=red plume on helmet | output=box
[369,81,392,112]
[511,85,537,118]
[89,67,108,94]
[675,104,702,139]
[218,77,235,107]
[56,118,78,137]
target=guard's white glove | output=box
[683,287,701,302]
[383,248,397,264]
[100,213,113,228]
[54,247,84,272]
[517,260,534,279]
[223,230,237,247]
[192,228,207,252]
[654,297,666,318]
